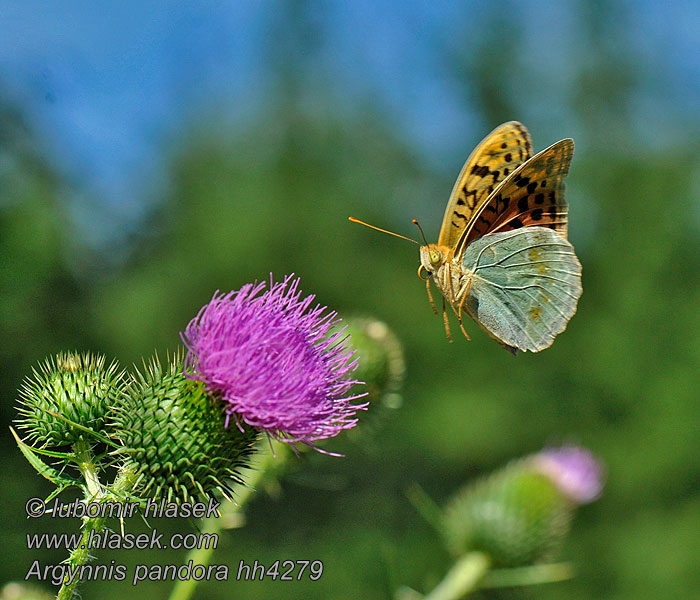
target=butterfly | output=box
[350,121,582,354]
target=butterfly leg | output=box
[457,277,472,341]
[442,297,453,343]
[425,278,438,315]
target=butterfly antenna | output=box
[348,217,420,245]
[412,219,429,246]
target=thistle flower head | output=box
[181,275,367,445]
[533,445,604,504]
[442,445,604,566]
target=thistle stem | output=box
[422,552,491,600]
[56,442,137,600]
[56,439,103,600]
[73,438,102,499]
[167,440,287,600]
[56,513,104,600]
[479,562,574,588]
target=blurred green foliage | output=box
[2,2,700,599]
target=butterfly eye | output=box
[429,250,441,265]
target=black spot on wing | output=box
[470,164,501,184]
[514,174,530,188]
[461,186,479,209]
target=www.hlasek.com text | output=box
[25,559,324,587]
[27,528,218,551]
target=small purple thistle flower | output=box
[534,445,605,504]
[181,275,367,445]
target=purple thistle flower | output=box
[181,275,367,445]
[533,445,605,504]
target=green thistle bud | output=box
[341,317,405,408]
[110,357,259,503]
[16,352,125,446]
[442,447,603,567]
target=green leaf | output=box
[405,482,444,535]
[10,427,82,488]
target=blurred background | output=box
[1,1,699,598]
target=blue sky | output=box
[1,1,698,210]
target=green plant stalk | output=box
[479,562,574,588]
[167,441,286,600]
[57,513,105,600]
[56,441,137,600]
[56,438,102,600]
[423,552,491,600]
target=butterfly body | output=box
[419,243,468,309]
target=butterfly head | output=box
[418,244,447,280]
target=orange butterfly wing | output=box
[438,121,533,249]
[455,138,574,258]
